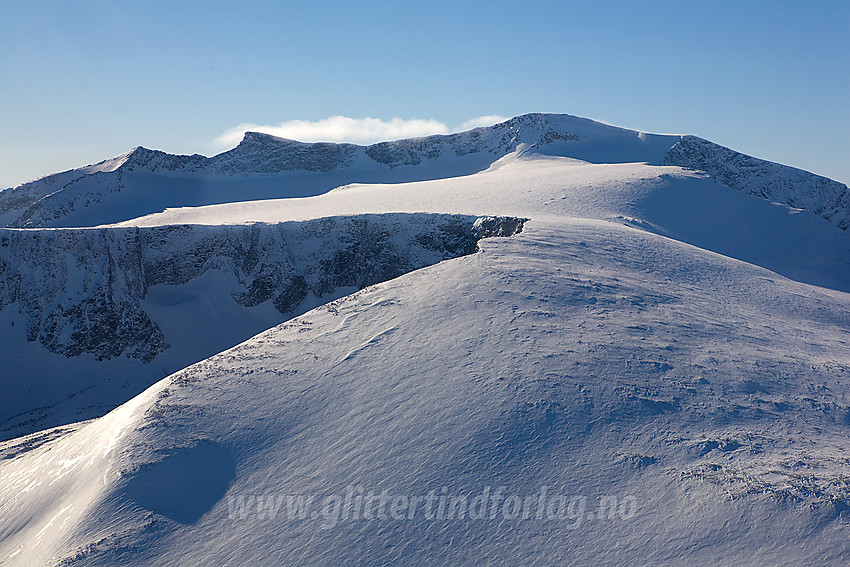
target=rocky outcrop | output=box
[0,214,525,362]
[364,113,580,167]
[119,134,361,175]
[664,136,850,230]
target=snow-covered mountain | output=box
[0,214,522,440]
[664,135,850,230]
[2,113,847,230]
[1,113,849,566]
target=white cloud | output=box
[213,115,513,149]
[458,115,509,130]
[214,116,449,148]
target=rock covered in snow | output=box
[664,135,850,230]
[0,214,524,362]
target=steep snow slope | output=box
[0,214,522,441]
[2,218,848,566]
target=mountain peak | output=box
[1,113,847,232]
[238,130,296,145]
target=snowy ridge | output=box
[664,136,850,230]
[1,113,850,565]
[2,113,846,231]
[0,151,134,227]
[119,135,360,175]
[0,113,679,228]
[0,214,523,440]
[2,219,848,565]
[132,113,676,172]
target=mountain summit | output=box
[1,113,847,230]
[1,113,849,566]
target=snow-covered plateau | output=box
[0,113,848,565]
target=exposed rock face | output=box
[0,227,161,362]
[664,136,850,230]
[473,215,527,239]
[365,113,580,167]
[120,133,361,175]
[211,133,359,174]
[0,214,524,362]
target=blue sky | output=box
[2,0,848,187]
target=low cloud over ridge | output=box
[214,115,508,148]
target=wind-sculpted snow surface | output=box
[1,113,850,565]
[664,135,850,230]
[2,219,848,566]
